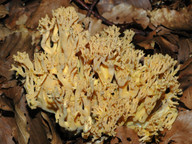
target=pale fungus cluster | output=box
[11,7,182,142]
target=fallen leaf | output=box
[0,80,17,88]
[0,31,34,80]
[97,0,151,15]
[41,112,62,144]
[180,86,192,109]
[0,4,8,18]
[102,3,149,29]
[81,17,106,35]
[0,116,17,144]
[0,76,6,84]
[27,112,49,144]
[178,38,192,64]
[16,94,49,144]
[2,86,23,103]
[15,103,30,144]
[26,0,70,29]
[114,126,140,144]
[0,24,12,41]
[111,137,121,144]
[160,110,192,144]
[0,95,13,111]
[180,57,192,71]
[0,59,14,81]
[5,0,41,29]
[149,5,192,30]
[154,35,178,59]
[179,59,192,90]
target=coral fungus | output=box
[11,6,182,142]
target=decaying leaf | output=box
[41,112,62,144]
[0,116,17,144]
[15,103,30,144]
[179,58,192,90]
[97,0,151,14]
[16,92,48,144]
[149,5,192,30]
[5,0,41,29]
[0,24,12,41]
[0,59,14,81]
[27,112,49,144]
[180,86,192,110]
[0,4,8,18]
[154,35,178,59]
[112,126,140,144]
[178,38,192,64]
[0,31,34,81]
[1,86,23,104]
[0,80,17,89]
[81,17,106,35]
[160,110,192,144]
[26,0,70,29]
[0,95,13,111]
[102,3,149,29]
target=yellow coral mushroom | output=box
[11,6,182,142]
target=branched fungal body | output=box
[11,7,182,142]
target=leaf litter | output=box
[0,0,192,143]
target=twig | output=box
[71,0,144,32]
[71,0,114,25]
[86,0,100,17]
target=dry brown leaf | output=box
[97,0,151,14]
[110,137,120,144]
[2,86,22,104]
[154,36,178,58]
[0,60,14,81]
[149,5,192,30]
[180,57,192,71]
[15,103,30,144]
[180,86,192,110]
[0,31,34,80]
[178,38,192,64]
[160,110,192,144]
[0,80,17,89]
[26,0,70,29]
[0,95,13,111]
[137,40,155,50]
[134,29,157,43]
[0,76,6,84]
[114,126,140,144]
[5,0,41,29]
[65,138,84,144]
[41,112,62,144]
[102,3,149,29]
[179,58,192,90]
[0,116,17,144]
[0,24,12,41]
[81,17,106,35]
[27,112,49,144]
[16,94,49,144]
[0,4,8,18]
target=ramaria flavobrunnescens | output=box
[11,7,182,142]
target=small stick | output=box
[72,0,114,25]
[86,0,100,17]
[71,0,144,32]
